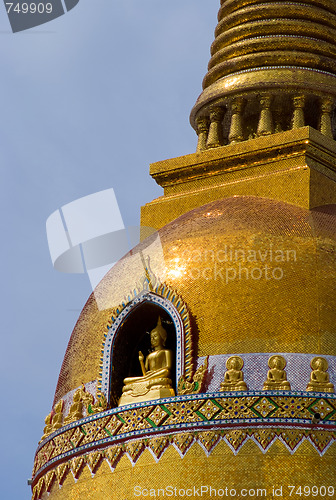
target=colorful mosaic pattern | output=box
[32,391,336,488]
[98,287,192,402]
[32,427,336,499]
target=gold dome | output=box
[53,195,336,404]
[32,196,336,499]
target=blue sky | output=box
[1,1,218,498]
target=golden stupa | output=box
[31,1,336,498]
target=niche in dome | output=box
[109,301,177,408]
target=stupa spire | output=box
[140,0,336,230]
[190,0,336,149]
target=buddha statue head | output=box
[311,357,328,372]
[269,355,286,371]
[150,317,167,349]
[227,356,244,372]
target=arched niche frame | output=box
[98,288,192,407]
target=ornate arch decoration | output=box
[98,283,192,407]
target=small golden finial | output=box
[178,356,209,395]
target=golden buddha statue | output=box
[40,399,64,442]
[263,355,291,391]
[40,413,53,442]
[51,400,64,430]
[64,389,83,424]
[220,356,248,391]
[306,357,335,393]
[118,317,175,406]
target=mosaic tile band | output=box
[31,425,336,499]
[32,392,336,486]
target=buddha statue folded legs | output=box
[263,355,291,391]
[118,318,175,405]
[220,356,248,391]
[122,367,173,398]
[306,357,335,393]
